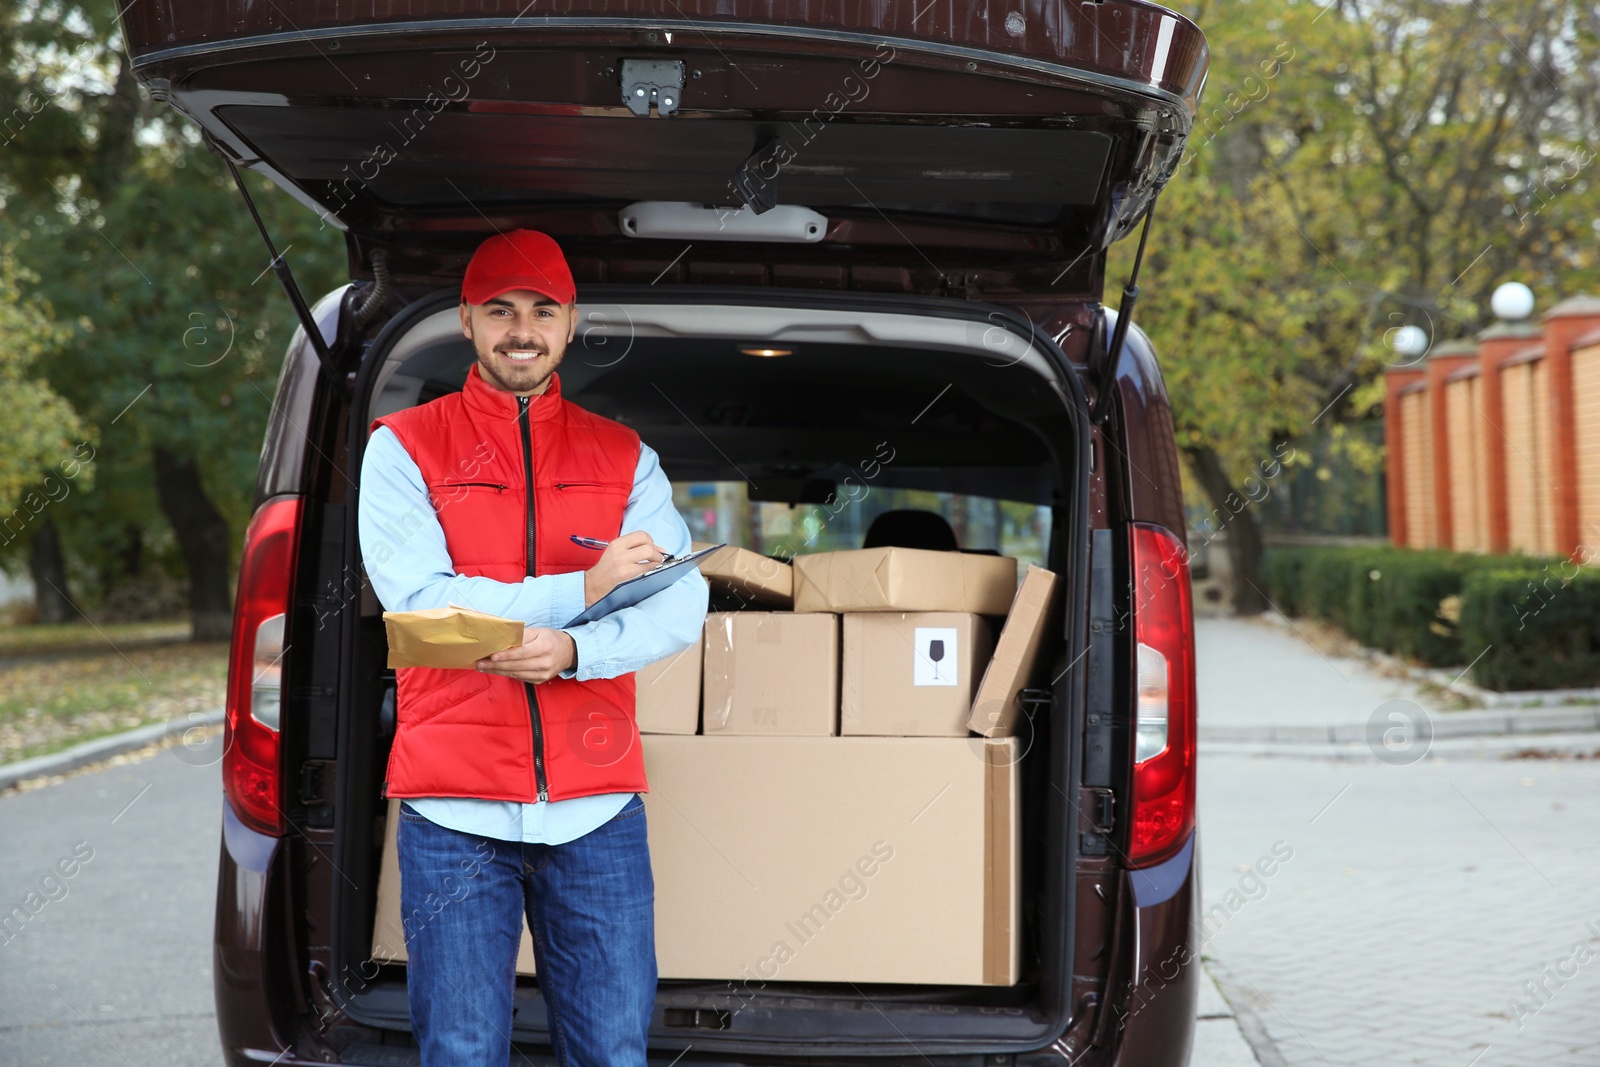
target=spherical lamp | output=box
[1491,282,1535,321]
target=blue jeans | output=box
[396,794,656,1067]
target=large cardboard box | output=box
[968,565,1063,737]
[635,632,702,734]
[371,736,1020,986]
[702,612,838,735]
[792,547,1018,615]
[692,541,794,608]
[645,735,1019,985]
[841,612,996,736]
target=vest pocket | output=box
[403,669,495,724]
[426,481,509,508]
[551,480,628,491]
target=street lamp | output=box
[1491,281,1535,321]
[1388,324,1430,360]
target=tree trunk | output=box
[117,521,143,583]
[1182,444,1268,615]
[29,517,76,624]
[152,447,233,641]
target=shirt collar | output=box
[461,362,564,422]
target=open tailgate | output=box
[122,1,1206,295]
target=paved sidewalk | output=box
[1197,616,1417,732]
[1194,964,1267,1066]
[1196,615,1600,1067]
[1196,617,1600,744]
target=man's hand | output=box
[584,530,666,607]
[477,627,577,683]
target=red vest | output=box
[371,365,646,803]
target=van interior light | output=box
[619,201,828,243]
[739,346,794,358]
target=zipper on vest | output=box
[518,396,550,803]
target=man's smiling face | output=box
[459,289,577,396]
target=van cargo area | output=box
[281,292,1093,1060]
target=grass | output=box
[0,622,227,765]
[0,619,192,657]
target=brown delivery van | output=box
[119,1,1208,1063]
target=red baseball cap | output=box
[461,229,576,306]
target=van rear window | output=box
[672,481,1051,567]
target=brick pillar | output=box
[1476,322,1546,555]
[1384,367,1425,546]
[1540,295,1600,559]
[1425,345,1478,550]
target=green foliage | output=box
[0,0,343,598]
[1266,545,1504,665]
[1460,567,1600,692]
[12,150,344,558]
[1118,0,1600,546]
[1259,545,1306,617]
[1264,545,1600,690]
[0,246,91,519]
[1367,551,1491,665]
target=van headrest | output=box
[862,510,959,552]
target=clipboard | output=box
[564,543,725,626]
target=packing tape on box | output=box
[705,614,737,731]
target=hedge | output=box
[1459,566,1600,691]
[1260,545,1600,690]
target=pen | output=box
[570,534,679,564]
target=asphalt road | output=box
[0,743,223,1067]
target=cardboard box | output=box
[644,735,1019,985]
[968,565,1063,737]
[841,613,996,736]
[692,541,794,608]
[792,547,1018,615]
[371,736,1020,985]
[371,799,541,973]
[634,632,703,735]
[702,612,838,735]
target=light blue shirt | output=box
[359,423,707,845]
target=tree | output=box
[0,247,93,622]
[1115,0,1600,613]
[0,0,343,636]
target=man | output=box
[358,228,708,1067]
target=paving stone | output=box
[1191,1017,1264,1067]
[1196,619,1600,1067]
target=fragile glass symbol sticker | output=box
[913,627,958,687]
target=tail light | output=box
[1128,522,1197,868]
[224,495,302,836]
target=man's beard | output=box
[478,342,562,395]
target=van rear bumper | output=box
[1106,835,1201,1066]
[216,802,293,1066]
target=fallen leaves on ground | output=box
[0,638,228,763]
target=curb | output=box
[1397,660,1600,709]
[1203,958,1288,1067]
[0,709,225,792]
[1201,730,1600,762]
[1199,704,1600,745]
